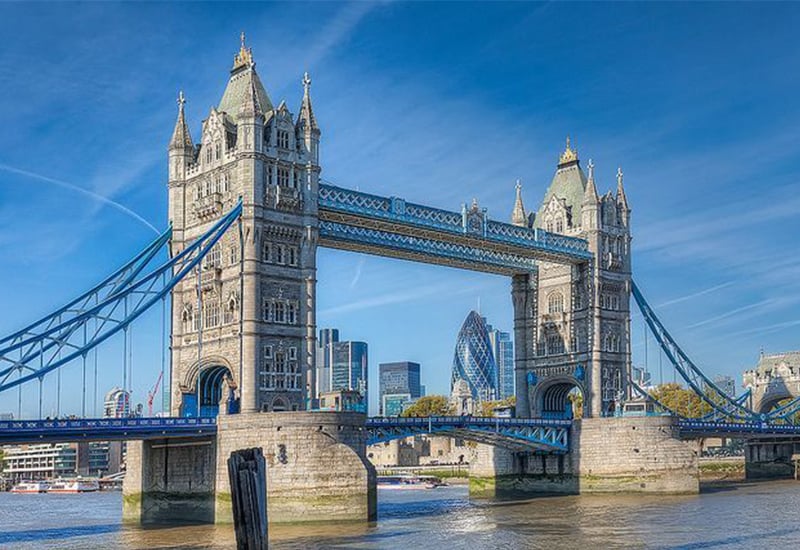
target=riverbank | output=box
[698,457,746,483]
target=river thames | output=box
[1,482,799,549]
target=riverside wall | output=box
[470,416,699,497]
[123,411,376,525]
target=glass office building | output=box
[451,311,498,401]
[379,361,422,415]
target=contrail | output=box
[0,162,160,234]
[657,281,734,308]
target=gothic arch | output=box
[531,376,584,419]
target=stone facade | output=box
[215,411,376,524]
[469,417,699,497]
[514,143,632,419]
[168,37,321,415]
[742,351,800,414]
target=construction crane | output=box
[147,371,164,417]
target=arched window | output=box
[548,292,565,314]
[555,218,564,233]
[547,333,564,355]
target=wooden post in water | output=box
[227,447,268,550]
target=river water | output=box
[1,482,799,549]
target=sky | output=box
[0,2,799,418]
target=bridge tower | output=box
[514,140,632,418]
[167,36,321,416]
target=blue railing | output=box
[319,184,591,261]
[0,417,218,444]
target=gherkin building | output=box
[451,311,498,401]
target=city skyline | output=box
[1,3,799,418]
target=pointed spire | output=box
[238,71,263,118]
[616,166,630,210]
[169,91,193,151]
[232,31,254,72]
[559,135,579,166]
[296,71,319,132]
[511,179,527,227]
[583,158,599,204]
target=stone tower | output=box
[513,139,631,418]
[167,35,321,416]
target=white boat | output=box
[47,478,100,493]
[10,480,50,493]
[377,475,447,490]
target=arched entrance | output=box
[535,378,584,419]
[181,364,239,417]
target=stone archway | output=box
[180,359,239,418]
[532,377,584,419]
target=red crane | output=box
[147,371,164,417]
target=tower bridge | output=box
[1,36,798,525]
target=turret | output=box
[235,35,265,153]
[581,159,600,230]
[511,180,527,227]
[616,167,630,227]
[296,72,320,165]
[168,91,194,183]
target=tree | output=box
[649,383,711,418]
[401,395,453,417]
[478,396,516,417]
[568,391,584,419]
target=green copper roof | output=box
[534,161,587,228]
[218,67,273,119]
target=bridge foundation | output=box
[744,439,798,480]
[469,417,699,498]
[123,411,376,525]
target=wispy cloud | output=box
[687,299,775,329]
[0,162,159,234]
[349,258,365,289]
[319,281,483,317]
[657,281,734,308]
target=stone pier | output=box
[744,439,798,479]
[470,416,699,497]
[123,411,376,525]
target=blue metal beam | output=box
[0,417,217,444]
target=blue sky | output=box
[0,2,799,417]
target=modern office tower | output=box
[451,311,498,402]
[379,361,422,415]
[103,387,131,418]
[315,328,340,397]
[331,341,368,395]
[487,325,514,400]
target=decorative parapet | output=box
[318,184,591,262]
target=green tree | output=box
[401,395,453,417]
[478,396,516,417]
[568,391,584,419]
[649,383,711,418]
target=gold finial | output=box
[233,32,254,71]
[559,135,578,165]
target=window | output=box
[546,333,564,355]
[288,247,297,266]
[262,242,271,263]
[293,171,301,188]
[601,293,620,311]
[262,298,271,322]
[223,173,230,192]
[215,143,221,160]
[555,219,564,233]
[288,347,297,360]
[205,148,212,164]
[264,345,273,360]
[277,130,289,149]
[604,333,620,353]
[278,167,289,187]
[275,244,285,264]
[287,302,297,325]
[548,292,565,314]
[204,246,221,269]
[264,125,271,146]
[229,245,239,265]
[274,302,285,324]
[204,301,220,328]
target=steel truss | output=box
[318,183,592,272]
[0,200,242,393]
[365,416,570,453]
